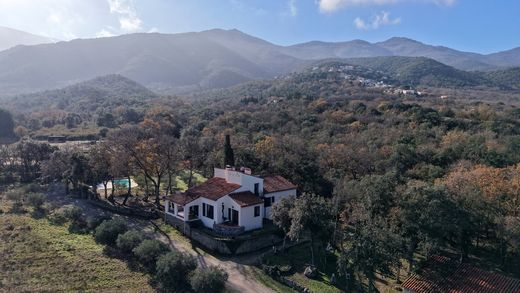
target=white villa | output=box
[164,166,297,234]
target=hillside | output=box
[0,26,55,52]
[0,30,520,96]
[0,29,301,96]
[344,56,487,87]
[2,74,158,114]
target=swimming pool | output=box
[113,179,130,187]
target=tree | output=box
[223,134,235,167]
[133,239,170,270]
[339,203,401,292]
[189,266,228,293]
[155,251,197,290]
[394,181,452,272]
[0,108,15,139]
[15,140,56,182]
[288,193,332,267]
[88,145,112,200]
[271,196,295,251]
[116,230,145,253]
[94,218,128,245]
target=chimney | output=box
[244,168,252,175]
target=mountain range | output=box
[0,28,519,95]
[0,26,55,52]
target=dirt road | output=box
[149,222,276,293]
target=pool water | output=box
[113,179,130,187]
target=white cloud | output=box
[354,11,401,29]
[107,0,142,32]
[319,0,456,12]
[96,28,115,38]
[289,0,298,16]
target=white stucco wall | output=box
[239,203,264,231]
[264,189,297,219]
[213,168,264,195]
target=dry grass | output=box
[0,213,153,292]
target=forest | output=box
[1,65,520,292]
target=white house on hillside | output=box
[164,166,297,234]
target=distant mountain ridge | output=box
[0,28,519,95]
[0,26,56,52]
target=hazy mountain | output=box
[485,48,520,68]
[283,40,393,59]
[2,74,158,114]
[0,26,55,52]
[375,37,493,71]
[0,29,519,96]
[0,29,300,96]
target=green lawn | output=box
[246,267,298,293]
[263,243,343,293]
[0,213,153,292]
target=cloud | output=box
[289,0,298,16]
[107,0,142,32]
[354,11,401,29]
[319,0,456,12]
[96,28,115,38]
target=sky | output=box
[0,0,519,54]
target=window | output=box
[207,205,214,219]
[254,206,260,217]
[254,183,259,196]
[264,197,271,207]
[202,203,214,219]
[264,196,274,207]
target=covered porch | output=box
[165,193,201,222]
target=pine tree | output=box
[224,135,235,167]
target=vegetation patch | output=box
[0,214,153,292]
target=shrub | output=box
[133,239,170,270]
[27,193,45,210]
[48,205,84,226]
[48,207,69,225]
[156,251,197,290]
[116,230,145,253]
[94,218,128,245]
[189,266,228,293]
[86,214,111,231]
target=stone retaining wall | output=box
[163,212,283,255]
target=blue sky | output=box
[0,0,519,54]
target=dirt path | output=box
[149,223,275,293]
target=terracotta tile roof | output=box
[229,191,264,207]
[402,256,520,293]
[168,193,199,205]
[262,175,297,193]
[186,177,240,201]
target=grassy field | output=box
[0,212,153,292]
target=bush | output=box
[86,214,111,231]
[156,251,197,290]
[27,193,45,210]
[133,239,170,270]
[189,266,228,293]
[94,218,128,245]
[64,206,83,221]
[116,230,145,253]
[48,205,84,226]
[48,207,69,225]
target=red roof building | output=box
[165,167,297,233]
[402,256,520,293]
